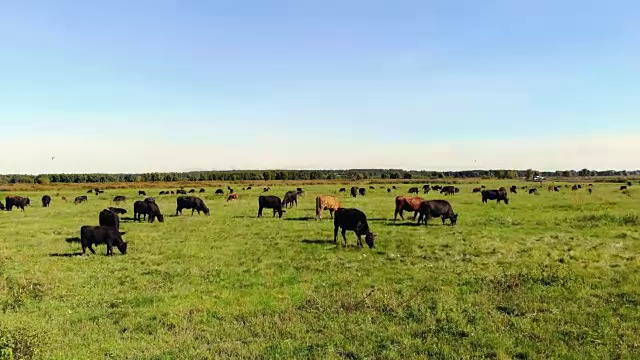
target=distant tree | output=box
[525,169,533,180]
[403,172,412,179]
[36,176,50,184]
[263,171,272,181]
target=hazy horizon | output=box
[2,1,638,174]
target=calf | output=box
[99,208,121,230]
[80,226,127,256]
[258,195,285,218]
[423,184,431,194]
[417,200,458,226]
[176,196,210,216]
[394,196,424,221]
[316,195,341,219]
[74,196,88,205]
[333,208,375,248]
[41,195,52,207]
[481,189,509,204]
[282,190,299,208]
[227,193,239,202]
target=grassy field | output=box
[1,181,639,359]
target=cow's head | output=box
[117,241,128,255]
[451,214,459,226]
[278,209,286,218]
[504,198,509,205]
[365,232,376,248]
[203,207,210,216]
[156,213,165,222]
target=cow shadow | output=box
[65,237,81,243]
[49,252,83,257]
[386,222,419,227]
[283,216,315,221]
[367,218,389,221]
[301,239,336,245]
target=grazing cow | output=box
[247,186,252,190]
[87,190,93,194]
[510,186,517,194]
[199,188,206,193]
[440,186,455,196]
[176,189,187,195]
[554,186,559,192]
[170,191,175,195]
[189,189,196,194]
[408,187,419,194]
[5,196,30,211]
[394,196,424,221]
[417,200,458,226]
[229,188,234,194]
[392,186,397,190]
[297,187,305,195]
[41,195,51,207]
[589,184,593,187]
[627,181,632,186]
[282,191,299,208]
[134,200,164,222]
[159,191,165,195]
[333,208,375,248]
[350,187,358,198]
[80,226,127,256]
[94,189,104,195]
[263,187,270,193]
[529,188,538,194]
[578,185,582,189]
[215,189,224,195]
[620,186,628,191]
[227,193,238,202]
[521,186,528,190]
[139,191,146,196]
[387,188,391,193]
[258,195,285,218]
[108,207,127,214]
[359,188,366,196]
[113,195,126,204]
[588,188,593,194]
[99,208,121,230]
[472,188,482,193]
[339,188,346,193]
[316,196,341,219]
[423,184,431,194]
[74,196,88,205]
[481,189,509,204]
[432,185,442,191]
[176,196,210,216]
[61,196,67,202]
[572,185,578,191]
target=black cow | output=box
[176,189,187,195]
[510,186,517,194]
[74,196,88,205]
[432,185,442,191]
[99,208,121,230]
[229,188,234,194]
[339,188,346,192]
[297,187,305,195]
[333,208,375,248]
[440,186,455,196]
[247,186,252,190]
[481,189,509,204]
[170,191,175,194]
[572,185,578,191]
[263,187,270,192]
[392,186,397,190]
[113,196,126,204]
[87,190,93,194]
[628,181,632,186]
[159,191,166,195]
[359,188,366,196]
[41,195,51,207]
[387,188,391,193]
[578,185,582,189]
[176,196,210,216]
[423,185,431,194]
[369,186,375,190]
[417,200,458,226]
[529,188,537,194]
[80,226,127,256]
[350,187,358,198]
[620,186,628,191]
[588,188,593,194]
[282,191,299,208]
[5,196,30,211]
[215,189,224,195]
[408,187,419,194]
[199,188,206,193]
[139,191,146,196]
[258,196,285,218]
[189,189,196,194]
[134,199,165,222]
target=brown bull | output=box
[316,196,341,219]
[394,196,424,221]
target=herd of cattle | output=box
[1,181,636,256]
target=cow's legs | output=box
[357,234,363,247]
[334,227,339,243]
[341,229,347,246]
[258,206,263,217]
[329,209,334,219]
[88,244,96,254]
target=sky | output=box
[1,0,638,174]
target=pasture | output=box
[1,181,639,359]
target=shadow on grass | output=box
[283,216,315,221]
[386,222,419,227]
[65,237,81,243]
[49,252,83,257]
[302,239,336,245]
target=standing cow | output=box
[80,226,127,256]
[350,187,358,198]
[481,189,509,204]
[333,208,375,248]
[282,190,299,208]
[417,200,458,226]
[99,208,121,230]
[316,196,341,220]
[41,195,52,207]
[408,187,419,194]
[358,188,366,196]
[258,196,285,218]
[5,196,30,211]
[176,196,210,216]
[394,196,424,221]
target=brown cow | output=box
[227,194,239,202]
[316,196,341,219]
[394,196,425,221]
[472,187,482,193]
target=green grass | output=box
[1,182,639,359]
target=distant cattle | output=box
[572,185,578,191]
[473,188,482,193]
[170,191,175,194]
[333,208,375,248]
[297,187,305,195]
[176,189,187,195]
[392,186,397,190]
[176,196,210,216]
[359,188,366,196]
[529,188,538,194]
[99,209,121,230]
[227,186,232,191]
[41,195,51,207]
[578,185,582,189]
[282,191,299,208]
[510,186,517,194]
[628,181,632,186]
[408,187,419,194]
[394,196,424,221]
[113,196,126,204]
[108,207,127,214]
[369,186,375,190]
[481,189,509,204]
[316,196,341,220]
[159,191,165,195]
[589,184,593,187]
[0,200,4,210]
[521,186,528,190]
[432,185,442,191]
[481,185,486,189]
[87,190,93,194]
[80,226,127,256]
[588,188,593,194]
[189,189,196,194]
[134,199,164,223]
[263,187,270,193]
[138,191,146,196]
[61,196,67,202]
[74,196,88,205]
[620,186,628,191]
[227,194,238,202]
[247,186,252,190]
[94,188,104,195]
[215,189,224,195]
[553,186,559,192]
[199,188,206,193]
[339,188,346,193]
[440,186,455,196]
[387,188,391,193]
[242,188,245,191]
[258,195,284,218]
[417,200,458,226]
[229,188,234,194]
[5,196,30,211]
[423,184,431,194]
[350,187,358,198]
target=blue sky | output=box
[1,0,638,173]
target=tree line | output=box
[0,169,637,185]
